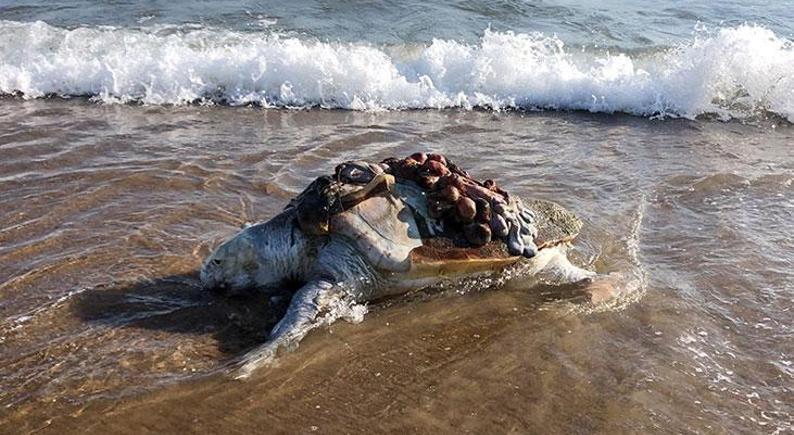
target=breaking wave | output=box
[1,20,793,121]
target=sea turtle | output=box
[201,162,607,378]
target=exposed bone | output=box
[338,173,395,209]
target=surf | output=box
[1,20,792,121]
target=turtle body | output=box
[200,156,593,378]
[328,177,582,279]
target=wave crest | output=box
[1,20,792,120]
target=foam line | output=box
[1,21,792,120]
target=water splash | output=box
[1,21,792,121]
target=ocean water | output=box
[1,1,794,119]
[0,1,792,433]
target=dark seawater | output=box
[3,0,794,46]
[1,1,793,433]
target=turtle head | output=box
[200,214,309,295]
[200,232,261,295]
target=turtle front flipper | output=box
[236,279,343,379]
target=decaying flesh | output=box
[366,153,539,257]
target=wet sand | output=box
[1,100,792,433]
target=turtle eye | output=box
[213,259,222,265]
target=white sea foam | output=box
[1,20,792,120]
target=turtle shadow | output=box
[70,272,294,355]
[70,271,606,359]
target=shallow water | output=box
[0,99,791,433]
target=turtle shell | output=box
[329,179,582,276]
